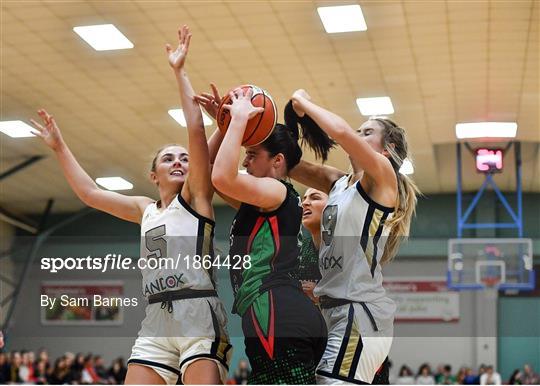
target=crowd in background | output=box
[0,347,538,385]
[393,362,539,385]
[0,350,126,385]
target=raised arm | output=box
[196,84,243,209]
[291,89,395,186]
[211,89,286,211]
[30,110,152,223]
[167,25,213,218]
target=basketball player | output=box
[211,88,327,384]
[287,89,419,384]
[300,188,390,384]
[30,26,231,384]
[297,188,327,303]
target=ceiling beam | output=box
[0,155,45,181]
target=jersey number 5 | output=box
[145,225,167,260]
[322,205,338,246]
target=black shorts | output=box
[241,285,328,384]
[372,357,390,384]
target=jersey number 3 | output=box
[145,225,167,260]
[322,205,338,246]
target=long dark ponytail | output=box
[284,100,335,162]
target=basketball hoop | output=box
[482,277,500,288]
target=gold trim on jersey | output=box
[338,319,361,377]
[202,222,213,257]
[363,208,384,267]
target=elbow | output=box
[79,190,94,207]
[211,168,230,194]
[332,123,351,141]
[79,186,100,208]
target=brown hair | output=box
[371,117,420,264]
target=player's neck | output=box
[349,162,364,185]
[312,232,322,251]
[157,188,178,209]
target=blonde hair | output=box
[372,117,421,264]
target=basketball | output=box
[216,85,277,147]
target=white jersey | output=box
[314,175,395,305]
[140,194,216,297]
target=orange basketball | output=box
[216,85,277,147]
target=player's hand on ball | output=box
[222,87,264,121]
[194,83,222,119]
[30,109,64,151]
[166,25,191,71]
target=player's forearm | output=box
[54,142,100,204]
[208,128,225,165]
[212,116,247,188]
[174,69,204,131]
[289,160,342,193]
[292,96,351,142]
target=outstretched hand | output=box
[221,87,264,121]
[194,83,222,119]
[166,25,192,71]
[30,109,64,151]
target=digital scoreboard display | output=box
[475,148,504,173]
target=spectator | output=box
[456,366,467,384]
[0,352,8,383]
[523,364,540,384]
[416,363,435,385]
[233,359,251,385]
[81,354,101,384]
[48,356,69,385]
[508,369,523,385]
[480,365,501,385]
[8,351,22,383]
[19,350,36,383]
[434,365,445,382]
[0,331,3,349]
[463,367,479,385]
[437,364,456,384]
[397,365,415,385]
[108,357,127,384]
[94,355,108,380]
[478,364,487,380]
[34,360,48,385]
[37,348,51,371]
[70,352,85,383]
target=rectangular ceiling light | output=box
[455,122,517,139]
[73,24,134,51]
[356,97,394,116]
[0,120,36,138]
[317,5,367,33]
[168,109,212,127]
[399,158,414,175]
[96,177,133,190]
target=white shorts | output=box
[316,302,393,384]
[128,296,232,384]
